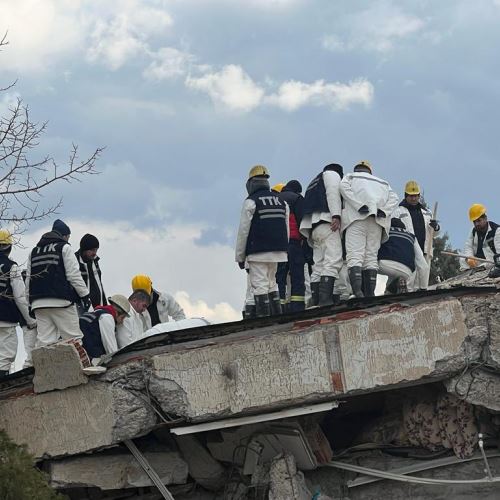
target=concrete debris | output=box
[32,341,88,393]
[48,450,188,490]
[446,369,500,411]
[175,435,226,491]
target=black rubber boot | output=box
[319,276,335,306]
[310,282,320,306]
[348,267,364,298]
[332,294,341,306]
[289,300,305,312]
[244,304,256,319]
[0,370,9,379]
[255,294,271,317]
[363,269,378,297]
[268,291,283,315]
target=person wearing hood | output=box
[0,230,36,377]
[235,165,289,317]
[276,180,306,312]
[392,181,439,290]
[340,161,399,298]
[300,163,344,306]
[378,218,429,294]
[80,294,130,360]
[75,233,107,309]
[26,219,90,347]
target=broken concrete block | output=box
[268,453,313,500]
[32,342,88,393]
[175,435,226,491]
[49,450,188,490]
[446,369,500,411]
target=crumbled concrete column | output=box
[268,453,313,500]
[175,435,226,491]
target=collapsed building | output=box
[0,269,500,499]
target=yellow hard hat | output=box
[405,180,420,195]
[131,274,153,295]
[354,160,372,174]
[272,183,285,193]
[0,229,13,246]
[248,165,270,179]
[469,203,487,222]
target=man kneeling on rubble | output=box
[378,218,429,294]
[80,295,130,360]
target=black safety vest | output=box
[473,222,499,256]
[0,254,22,323]
[75,251,106,307]
[80,309,112,359]
[29,234,78,304]
[303,172,330,215]
[246,189,288,255]
[148,290,161,327]
[378,227,416,272]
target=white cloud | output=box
[143,47,196,81]
[15,219,243,324]
[322,3,425,54]
[185,64,265,112]
[266,78,374,111]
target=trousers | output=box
[34,305,83,348]
[276,240,306,305]
[248,262,279,295]
[0,326,17,371]
[345,218,383,269]
[310,223,343,281]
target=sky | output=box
[1,0,499,322]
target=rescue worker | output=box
[378,218,429,294]
[26,219,90,347]
[461,204,500,270]
[392,181,439,290]
[276,180,306,312]
[75,233,106,309]
[131,274,185,327]
[235,165,289,317]
[80,294,130,360]
[300,163,344,306]
[116,289,151,349]
[0,230,36,377]
[340,161,399,298]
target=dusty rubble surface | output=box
[0,280,499,498]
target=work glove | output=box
[238,262,245,270]
[358,205,369,214]
[466,258,478,268]
[376,209,386,218]
[81,295,92,311]
[430,219,440,231]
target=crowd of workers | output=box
[0,160,497,377]
[236,161,497,317]
[0,220,185,376]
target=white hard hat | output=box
[108,294,131,316]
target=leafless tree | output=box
[0,34,103,241]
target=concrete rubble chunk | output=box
[32,342,88,393]
[446,369,500,411]
[49,450,188,490]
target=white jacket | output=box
[26,243,89,310]
[300,170,342,239]
[461,223,500,270]
[0,264,35,328]
[142,290,186,328]
[392,204,439,256]
[235,198,289,263]
[340,172,399,242]
[116,306,146,349]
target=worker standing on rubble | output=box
[26,220,90,347]
[75,233,107,311]
[461,204,500,270]
[378,218,429,294]
[131,274,185,327]
[80,294,130,359]
[392,181,439,290]
[0,230,36,377]
[276,180,306,312]
[235,165,289,317]
[340,161,399,298]
[300,164,344,306]
[116,289,151,348]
